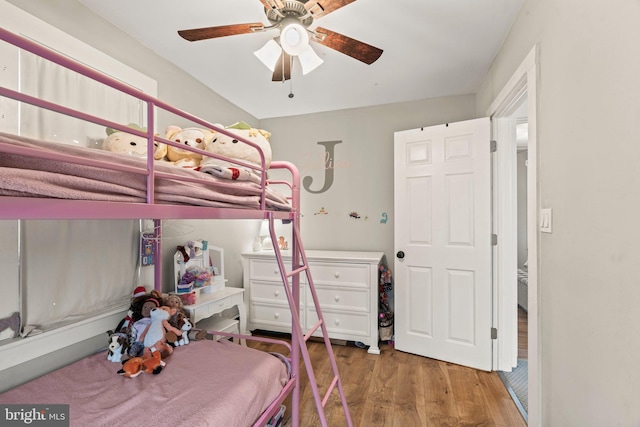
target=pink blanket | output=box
[0,340,289,427]
[0,133,290,211]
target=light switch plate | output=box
[540,208,552,233]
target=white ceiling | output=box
[79,0,523,120]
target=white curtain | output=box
[15,52,146,330]
[19,51,145,148]
[23,220,138,329]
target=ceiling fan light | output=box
[254,39,282,72]
[298,44,323,75]
[280,22,309,56]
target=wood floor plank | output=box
[394,363,426,425]
[423,360,458,418]
[359,402,394,427]
[446,363,492,424]
[366,346,399,405]
[478,370,527,427]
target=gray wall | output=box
[476,0,640,425]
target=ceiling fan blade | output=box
[178,23,264,41]
[257,0,285,11]
[314,27,382,65]
[272,52,292,82]
[304,0,356,18]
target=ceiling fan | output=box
[178,0,383,82]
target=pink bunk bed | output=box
[0,27,352,427]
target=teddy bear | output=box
[199,121,272,181]
[102,124,167,160]
[164,125,216,168]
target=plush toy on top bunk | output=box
[199,121,272,183]
[164,126,216,169]
[101,124,167,160]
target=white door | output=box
[394,118,492,371]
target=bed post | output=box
[153,219,162,292]
[289,165,302,427]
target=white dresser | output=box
[242,250,384,354]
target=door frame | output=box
[487,45,540,426]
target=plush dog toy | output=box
[164,126,216,168]
[166,312,192,347]
[102,124,167,160]
[106,330,129,362]
[199,122,272,181]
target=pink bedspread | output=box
[0,132,291,211]
[0,340,289,427]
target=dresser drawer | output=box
[307,286,369,312]
[189,297,236,323]
[249,258,306,283]
[250,303,302,329]
[306,309,370,338]
[249,280,295,305]
[310,262,369,288]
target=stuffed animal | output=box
[199,122,272,180]
[164,126,216,168]
[166,312,192,346]
[106,330,129,362]
[128,294,161,357]
[102,124,167,160]
[164,294,190,339]
[117,350,165,378]
[139,306,182,358]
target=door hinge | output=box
[492,234,498,245]
[491,327,498,339]
[490,140,497,152]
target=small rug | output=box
[499,359,528,419]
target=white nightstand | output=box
[182,287,246,345]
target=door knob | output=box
[396,251,405,259]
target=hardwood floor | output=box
[248,337,527,426]
[518,306,528,360]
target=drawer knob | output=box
[274,290,280,297]
[334,319,340,326]
[273,270,279,275]
[334,295,340,302]
[274,312,280,319]
[334,272,340,278]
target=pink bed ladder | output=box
[267,214,353,427]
